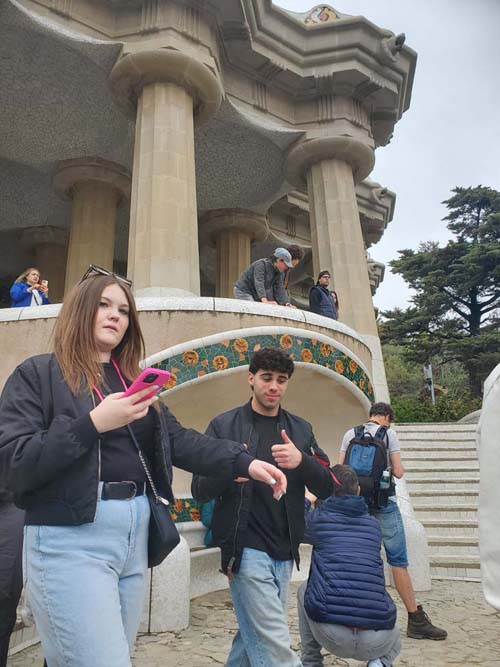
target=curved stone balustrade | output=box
[0,297,374,496]
[0,297,373,383]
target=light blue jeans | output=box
[24,493,150,667]
[227,547,302,667]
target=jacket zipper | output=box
[90,392,101,522]
[227,424,253,580]
[278,422,298,570]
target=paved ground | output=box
[9,580,500,666]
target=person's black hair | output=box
[316,270,331,284]
[249,347,294,377]
[369,402,395,422]
[330,464,359,497]
[287,245,304,261]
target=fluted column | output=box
[111,50,223,297]
[53,158,131,293]
[200,209,268,297]
[286,136,377,335]
[21,226,69,302]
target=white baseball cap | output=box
[274,247,293,268]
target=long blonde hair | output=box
[15,267,40,284]
[53,275,144,394]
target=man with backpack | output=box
[339,402,447,641]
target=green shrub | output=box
[392,394,481,423]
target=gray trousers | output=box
[233,287,256,301]
[297,583,401,667]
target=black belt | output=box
[100,481,146,501]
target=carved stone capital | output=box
[357,178,396,248]
[110,49,223,126]
[367,254,386,296]
[199,208,269,246]
[285,136,375,189]
[53,157,131,201]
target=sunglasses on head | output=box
[79,264,132,288]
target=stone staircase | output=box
[396,422,480,581]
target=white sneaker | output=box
[367,660,384,667]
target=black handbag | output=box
[127,425,180,567]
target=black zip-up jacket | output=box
[191,401,333,575]
[0,354,251,524]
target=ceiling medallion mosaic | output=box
[304,6,338,25]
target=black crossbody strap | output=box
[126,424,169,506]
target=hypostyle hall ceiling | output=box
[0,0,302,242]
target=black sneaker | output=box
[407,605,448,640]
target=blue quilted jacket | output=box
[303,494,397,630]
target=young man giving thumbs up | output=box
[192,347,333,667]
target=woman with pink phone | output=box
[0,264,287,667]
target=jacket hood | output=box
[323,494,368,517]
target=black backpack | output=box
[344,425,393,508]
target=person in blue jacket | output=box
[297,464,401,667]
[308,271,338,319]
[10,267,50,307]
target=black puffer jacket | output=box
[0,354,249,525]
[191,401,333,575]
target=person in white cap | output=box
[234,248,297,306]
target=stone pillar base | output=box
[140,536,190,633]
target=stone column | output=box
[286,136,376,334]
[199,209,269,297]
[21,226,69,302]
[53,158,131,294]
[111,50,223,297]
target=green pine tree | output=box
[380,186,500,397]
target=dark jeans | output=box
[0,502,24,667]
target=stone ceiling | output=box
[0,0,304,244]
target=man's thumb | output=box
[281,429,292,444]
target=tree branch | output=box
[439,286,470,309]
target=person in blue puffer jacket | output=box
[308,271,338,319]
[297,465,401,667]
[10,267,50,307]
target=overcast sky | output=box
[277,0,500,311]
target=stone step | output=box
[405,478,479,491]
[421,519,478,537]
[405,469,479,480]
[409,490,478,504]
[395,423,477,432]
[429,555,481,581]
[405,473,479,490]
[399,443,477,451]
[427,536,479,557]
[403,451,478,460]
[402,451,478,461]
[413,504,478,520]
[404,462,479,472]
[398,437,477,446]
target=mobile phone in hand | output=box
[123,368,171,402]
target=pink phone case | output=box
[123,368,171,402]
